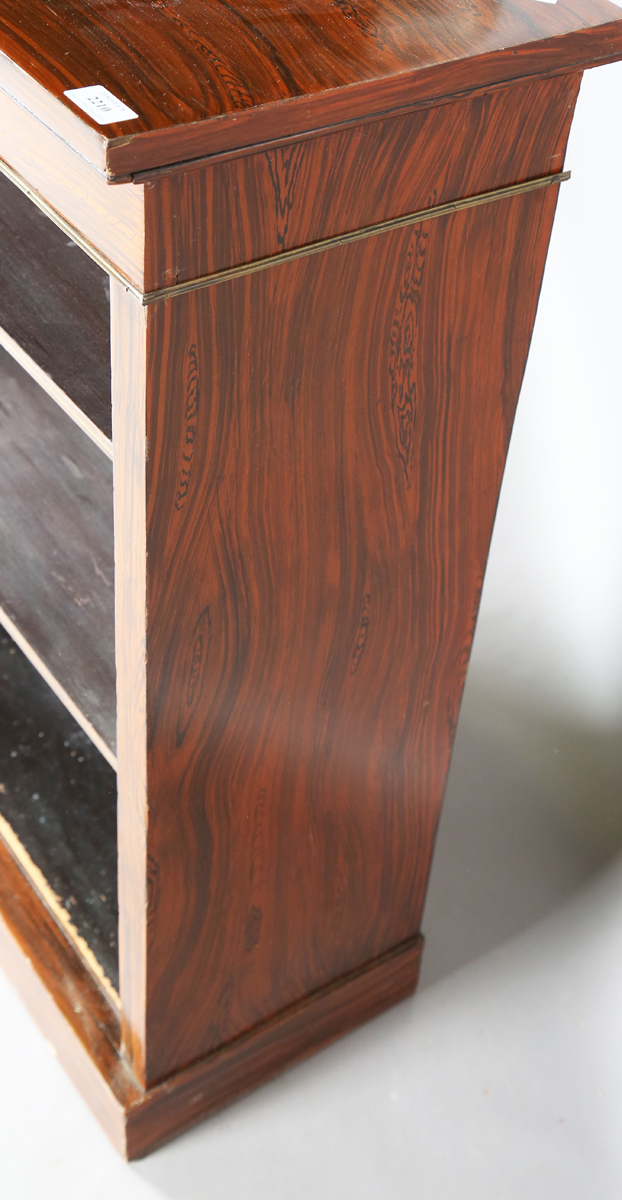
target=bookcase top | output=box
[1,0,622,179]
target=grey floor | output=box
[1,61,622,1200]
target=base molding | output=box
[127,933,423,1158]
[0,836,422,1158]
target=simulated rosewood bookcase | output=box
[0,0,621,1160]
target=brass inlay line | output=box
[142,171,570,305]
[0,158,569,308]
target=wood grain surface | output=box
[1,0,612,1144]
[0,824,421,1158]
[145,73,579,289]
[124,933,423,1157]
[0,347,116,753]
[140,135,565,1085]
[0,85,144,282]
[0,0,621,175]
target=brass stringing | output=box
[0,157,570,306]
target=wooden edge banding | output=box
[124,934,424,1158]
[130,74,575,181]
[104,22,622,177]
[0,606,117,769]
[0,837,137,1156]
[0,53,107,174]
[0,325,113,460]
[0,156,142,299]
[110,280,148,1083]
[0,811,120,1007]
[139,171,570,304]
[0,155,570,307]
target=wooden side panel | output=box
[125,934,423,1158]
[110,282,148,1084]
[0,87,144,286]
[142,173,562,1084]
[145,73,579,288]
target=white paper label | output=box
[63,85,138,125]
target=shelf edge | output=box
[0,607,117,771]
[0,325,113,460]
[0,812,119,1009]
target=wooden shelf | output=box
[0,631,118,999]
[0,170,111,440]
[0,345,115,760]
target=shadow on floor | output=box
[130,674,622,1198]
[419,672,622,988]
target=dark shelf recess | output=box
[0,631,118,993]
[0,345,116,754]
[0,170,112,439]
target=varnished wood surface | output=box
[145,73,579,289]
[0,0,621,176]
[110,280,148,1083]
[0,822,421,1158]
[0,85,145,284]
[0,632,119,993]
[141,175,562,1085]
[124,933,423,1157]
[0,0,608,1146]
[0,171,112,436]
[0,347,116,754]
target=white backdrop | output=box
[472,59,622,725]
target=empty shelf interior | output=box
[0,170,112,439]
[0,631,118,997]
[0,345,116,757]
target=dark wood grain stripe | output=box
[142,172,570,302]
[0,158,569,309]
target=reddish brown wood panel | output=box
[141,171,561,1085]
[0,0,621,175]
[125,933,423,1158]
[144,73,579,289]
[0,798,421,1159]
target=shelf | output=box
[0,170,112,440]
[0,630,118,999]
[0,345,116,759]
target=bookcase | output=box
[1,0,621,1160]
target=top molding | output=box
[1,0,622,180]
